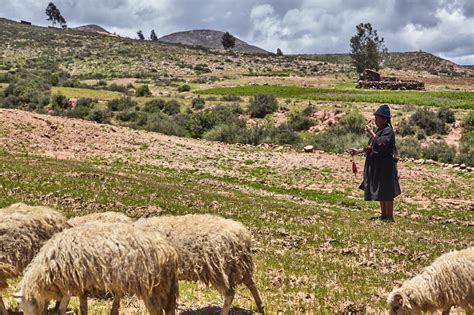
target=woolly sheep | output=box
[0,203,69,315]
[387,247,474,315]
[135,214,264,314]
[16,222,179,315]
[67,211,133,226]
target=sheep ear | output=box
[401,293,412,309]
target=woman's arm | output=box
[347,148,365,155]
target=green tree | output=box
[221,32,236,50]
[350,23,387,74]
[150,30,158,41]
[276,48,283,56]
[45,2,67,28]
[137,30,145,40]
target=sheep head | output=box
[13,291,45,315]
[387,290,418,314]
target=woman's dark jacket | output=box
[359,124,401,201]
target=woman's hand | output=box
[365,120,376,138]
[347,148,363,155]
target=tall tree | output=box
[137,30,145,40]
[276,48,283,56]
[150,30,158,41]
[221,32,236,50]
[350,23,387,74]
[45,2,67,28]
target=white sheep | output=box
[135,214,264,314]
[16,222,179,315]
[387,247,474,315]
[67,211,133,226]
[0,203,69,315]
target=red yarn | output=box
[352,159,358,173]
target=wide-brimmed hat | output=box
[374,104,391,119]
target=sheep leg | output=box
[0,297,7,315]
[58,294,70,315]
[79,294,88,315]
[220,288,235,315]
[244,278,264,314]
[441,305,451,315]
[110,293,122,315]
[143,296,162,315]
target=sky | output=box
[1,0,473,64]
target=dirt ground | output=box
[1,109,472,214]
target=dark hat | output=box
[374,104,391,119]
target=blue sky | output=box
[1,0,473,64]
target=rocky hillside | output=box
[159,29,269,54]
[74,24,118,37]
[302,51,468,75]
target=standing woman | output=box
[349,104,401,221]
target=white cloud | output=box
[0,0,472,64]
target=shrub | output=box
[308,131,367,154]
[396,118,415,136]
[397,138,421,159]
[221,95,242,102]
[136,84,152,97]
[116,110,138,122]
[191,97,205,110]
[268,124,301,145]
[88,109,111,124]
[462,111,474,132]
[107,83,128,93]
[107,97,136,111]
[143,99,165,113]
[288,111,314,131]
[177,84,191,92]
[338,110,365,134]
[455,133,474,166]
[248,93,278,118]
[437,106,455,124]
[163,100,181,115]
[63,105,91,119]
[145,112,186,137]
[203,123,243,143]
[410,108,447,135]
[76,97,94,108]
[186,112,217,138]
[422,141,455,163]
[51,94,69,109]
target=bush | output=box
[308,131,367,154]
[88,109,111,124]
[221,95,242,102]
[288,111,314,131]
[248,93,278,118]
[455,133,474,166]
[437,106,455,124]
[186,112,217,138]
[145,113,186,137]
[51,94,69,109]
[410,108,447,135]
[269,124,301,145]
[143,99,165,113]
[135,84,152,97]
[177,84,191,92]
[398,138,421,159]
[163,100,181,115]
[338,111,365,134]
[116,110,138,122]
[107,83,128,93]
[422,141,455,163]
[396,118,415,136]
[203,123,243,143]
[191,97,205,110]
[76,97,94,108]
[462,111,474,132]
[107,97,137,111]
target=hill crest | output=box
[159,29,270,55]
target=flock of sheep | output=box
[0,203,472,315]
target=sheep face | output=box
[388,291,420,315]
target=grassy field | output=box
[1,149,472,313]
[199,85,474,109]
[51,87,124,100]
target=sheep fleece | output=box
[20,223,179,307]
